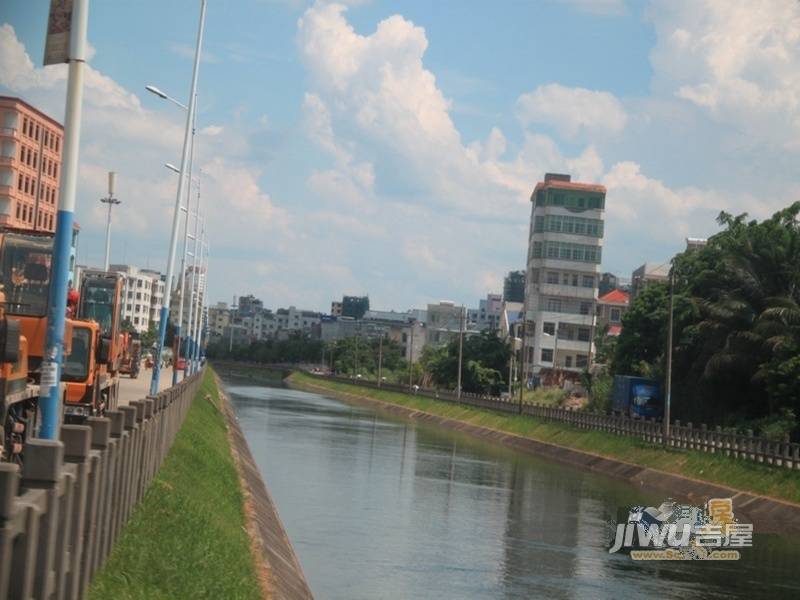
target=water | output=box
[225,382,800,600]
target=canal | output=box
[224,381,800,599]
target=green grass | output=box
[291,372,800,505]
[89,369,261,600]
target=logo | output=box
[608,498,752,561]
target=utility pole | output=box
[39,0,89,439]
[377,334,383,387]
[518,322,525,414]
[100,171,120,271]
[664,265,675,444]
[457,305,465,401]
[354,327,359,378]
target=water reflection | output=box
[226,383,800,600]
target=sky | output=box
[1,0,799,312]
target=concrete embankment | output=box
[290,376,800,535]
[217,376,314,600]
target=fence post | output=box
[0,463,20,599]
[21,439,64,600]
[60,424,91,600]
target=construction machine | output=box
[63,269,124,420]
[0,230,72,461]
[119,333,142,379]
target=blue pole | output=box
[39,0,89,440]
[171,323,180,386]
[150,0,206,396]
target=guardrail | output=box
[0,369,204,600]
[320,374,800,470]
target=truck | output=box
[612,375,663,419]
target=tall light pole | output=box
[664,264,675,443]
[457,305,465,401]
[377,333,383,387]
[100,171,120,271]
[149,0,206,396]
[187,213,204,376]
[39,0,89,439]
[408,319,416,388]
[193,239,208,372]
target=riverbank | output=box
[89,370,263,599]
[289,372,800,533]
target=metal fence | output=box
[321,375,800,470]
[0,370,204,600]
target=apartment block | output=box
[522,173,606,377]
[0,96,63,232]
[110,264,165,334]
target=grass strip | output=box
[89,369,262,600]
[290,371,800,505]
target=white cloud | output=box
[168,42,219,64]
[647,0,800,148]
[516,83,628,140]
[199,124,224,136]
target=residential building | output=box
[503,270,525,303]
[208,302,232,340]
[522,172,606,377]
[599,272,618,297]
[141,268,165,330]
[110,264,165,334]
[426,301,467,346]
[597,289,630,337]
[0,96,63,233]
[631,262,670,298]
[238,294,263,315]
[319,315,359,342]
[478,293,503,331]
[331,301,342,316]
[275,306,321,335]
[342,295,369,319]
[686,237,707,251]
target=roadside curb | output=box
[291,377,800,535]
[217,375,314,599]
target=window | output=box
[543,322,555,335]
[582,275,594,288]
[576,354,589,368]
[578,328,591,342]
[579,302,591,315]
[17,173,23,191]
[532,241,543,258]
[15,204,20,219]
[565,356,573,368]
[546,299,562,312]
[541,348,554,363]
[546,271,559,284]
[610,307,621,323]
[134,317,139,325]
[534,216,544,232]
[572,274,579,287]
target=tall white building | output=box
[522,173,606,378]
[110,264,165,333]
[170,265,206,334]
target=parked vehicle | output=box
[611,375,663,419]
[120,335,142,379]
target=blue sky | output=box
[1,1,799,312]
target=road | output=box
[118,365,183,407]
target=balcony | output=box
[0,128,18,140]
[538,283,595,300]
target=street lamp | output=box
[145,85,189,110]
[148,0,207,396]
[99,171,120,271]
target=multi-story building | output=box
[630,263,670,298]
[275,306,321,335]
[597,289,630,337]
[141,268,165,330]
[503,270,525,303]
[331,301,342,317]
[341,295,369,319]
[522,173,606,377]
[477,293,503,331]
[110,264,165,333]
[208,302,232,340]
[427,301,467,346]
[0,96,63,233]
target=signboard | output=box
[43,0,73,66]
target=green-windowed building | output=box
[522,173,606,380]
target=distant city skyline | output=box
[1,1,797,312]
